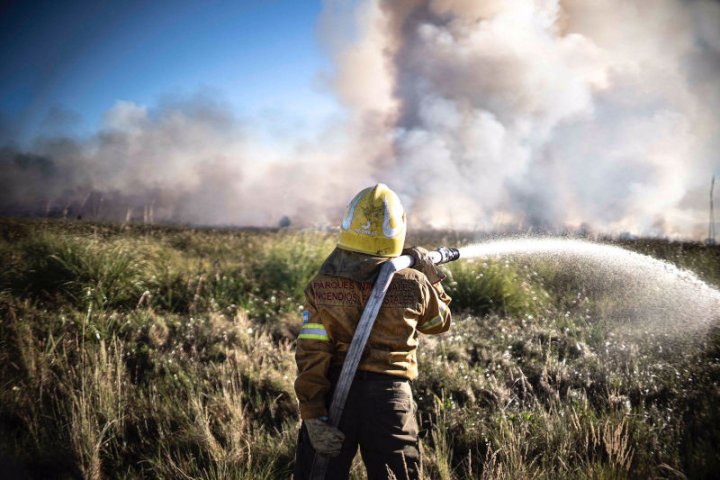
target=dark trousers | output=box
[293,373,420,480]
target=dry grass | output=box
[0,218,719,478]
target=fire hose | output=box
[309,246,460,480]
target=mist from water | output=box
[457,238,720,333]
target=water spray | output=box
[311,238,720,478]
[458,238,720,328]
[310,246,460,480]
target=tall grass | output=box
[0,219,718,478]
[444,259,549,317]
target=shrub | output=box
[444,259,548,317]
[6,233,148,309]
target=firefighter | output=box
[293,184,452,480]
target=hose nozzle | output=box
[432,246,461,265]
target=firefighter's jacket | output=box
[294,248,452,419]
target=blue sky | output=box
[0,0,338,142]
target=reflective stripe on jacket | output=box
[294,248,452,419]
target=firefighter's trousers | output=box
[293,371,420,480]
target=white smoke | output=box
[1,0,719,236]
[322,0,720,235]
[1,94,377,225]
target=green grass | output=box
[1,218,719,479]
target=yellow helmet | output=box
[338,184,407,257]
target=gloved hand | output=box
[305,417,345,457]
[403,246,446,284]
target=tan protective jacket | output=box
[294,248,452,419]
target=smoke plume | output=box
[2,0,719,236]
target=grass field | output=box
[1,219,719,479]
